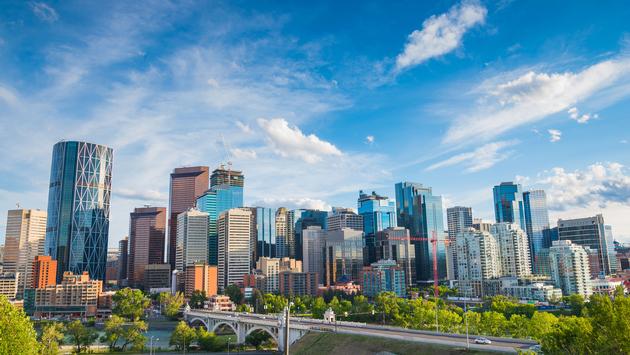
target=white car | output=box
[474,337,492,345]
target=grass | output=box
[291,332,498,355]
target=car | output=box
[528,344,543,353]
[474,337,492,345]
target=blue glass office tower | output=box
[523,190,550,270]
[291,209,327,261]
[251,207,276,265]
[395,182,447,284]
[196,167,244,265]
[493,182,526,230]
[45,141,113,282]
[358,191,397,264]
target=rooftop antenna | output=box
[16,202,21,209]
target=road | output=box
[187,310,537,353]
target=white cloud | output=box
[252,197,331,211]
[395,0,486,72]
[114,188,167,202]
[257,118,342,164]
[365,135,375,144]
[426,140,518,173]
[548,129,562,142]
[235,121,253,134]
[567,106,595,123]
[0,86,19,106]
[568,107,579,119]
[444,58,630,144]
[230,148,257,160]
[30,2,58,23]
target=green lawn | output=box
[291,332,499,355]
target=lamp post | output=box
[149,336,154,355]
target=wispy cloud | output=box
[548,129,562,142]
[426,140,518,173]
[444,57,630,144]
[30,2,58,23]
[395,0,486,72]
[257,118,342,164]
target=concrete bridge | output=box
[184,309,538,353]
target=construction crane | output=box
[219,133,233,184]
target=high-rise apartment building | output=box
[26,271,102,317]
[523,190,550,271]
[446,206,473,279]
[0,272,18,300]
[395,182,447,283]
[472,218,492,233]
[168,166,209,270]
[549,240,592,298]
[327,208,363,232]
[455,229,501,281]
[557,214,617,276]
[302,226,326,285]
[324,228,364,286]
[45,141,113,282]
[117,237,128,285]
[127,207,166,288]
[493,182,525,230]
[279,271,318,297]
[32,255,57,289]
[249,207,276,267]
[217,208,251,290]
[358,191,397,265]
[175,208,209,273]
[3,209,47,296]
[362,259,406,298]
[256,257,302,293]
[491,223,532,278]
[375,227,416,286]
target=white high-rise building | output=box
[176,208,209,273]
[446,206,473,280]
[491,223,532,278]
[549,240,592,298]
[302,226,326,285]
[218,208,252,291]
[456,228,501,281]
[3,209,47,296]
[327,208,363,232]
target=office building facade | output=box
[250,207,276,267]
[3,209,47,296]
[175,208,209,273]
[32,255,57,289]
[168,166,209,270]
[493,182,525,230]
[217,208,251,290]
[523,190,550,271]
[324,228,364,285]
[302,226,326,285]
[375,227,416,286]
[358,191,397,265]
[291,209,328,261]
[362,259,406,298]
[184,263,218,297]
[327,207,364,232]
[279,271,318,297]
[127,207,166,288]
[395,182,447,283]
[117,238,128,285]
[45,140,113,282]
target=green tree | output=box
[113,288,150,321]
[245,330,272,350]
[528,311,558,341]
[478,311,508,336]
[507,314,530,338]
[562,294,585,316]
[66,320,98,354]
[101,315,148,351]
[375,292,400,324]
[311,296,328,319]
[190,290,208,309]
[163,292,185,319]
[541,316,593,354]
[263,294,287,314]
[463,311,482,335]
[0,295,39,355]
[40,323,65,355]
[586,293,630,354]
[170,321,197,351]
[437,308,462,333]
[225,284,244,305]
[197,328,222,352]
[251,289,265,313]
[236,304,251,312]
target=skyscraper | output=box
[375,227,416,286]
[446,206,473,279]
[395,182,447,284]
[523,190,550,271]
[493,182,525,230]
[168,166,209,270]
[549,240,592,298]
[3,209,47,296]
[324,228,364,285]
[217,208,251,291]
[491,223,531,278]
[455,229,501,282]
[327,208,364,232]
[302,226,326,285]
[358,191,397,265]
[290,209,328,261]
[127,207,167,288]
[117,237,128,285]
[250,207,276,266]
[45,141,113,282]
[557,214,617,276]
[175,208,209,273]
[275,208,290,258]
[32,255,57,288]
[197,166,245,265]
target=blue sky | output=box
[2,0,630,246]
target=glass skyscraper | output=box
[291,209,328,261]
[492,182,526,230]
[196,166,244,265]
[45,141,113,282]
[358,190,397,264]
[395,182,447,283]
[250,207,276,265]
[523,190,550,270]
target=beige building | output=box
[176,208,209,273]
[218,208,252,291]
[0,272,19,300]
[30,271,102,317]
[205,294,235,311]
[256,257,302,293]
[491,223,532,279]
[2,209,47,297]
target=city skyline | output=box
[3,1,630,247]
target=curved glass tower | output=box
[45,141,113,282]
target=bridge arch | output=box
[188,317,209,330]
[211,321,239,336]
[244,326,279,344]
